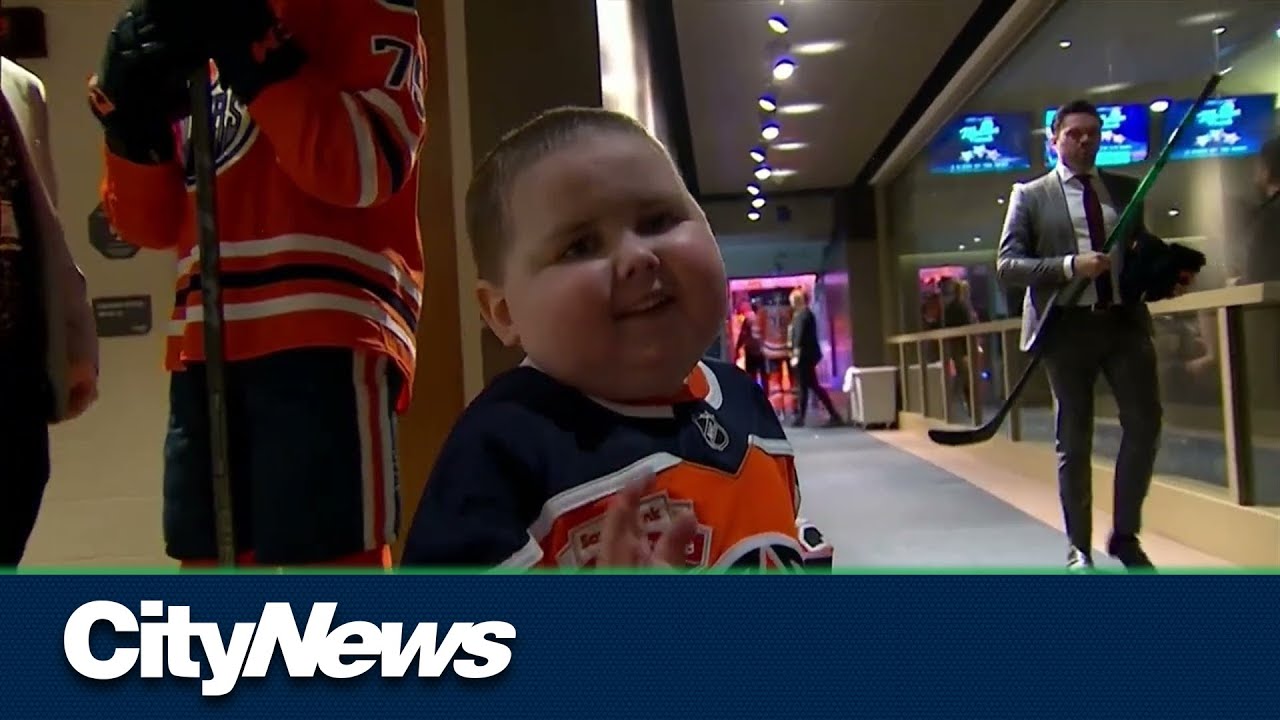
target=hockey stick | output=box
[189,71,237,564]
[928,72,1223,447]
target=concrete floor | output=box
[790,427,1132,569]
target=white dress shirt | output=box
[1055,161,1121,305]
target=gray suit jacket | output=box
[2,57,98,422]
[996,169,1146,351]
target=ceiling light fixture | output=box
[778,103,823,115]
[771,141,808,151]
[749,147,767,163]
[1149,99,1170,113]
[1213,25,1226,35]
[751,197,766,209]
[754,166,773,181]
[767,15,788,34]
[793,40,844,55]
[972,236,981,243]
[761,122,781,141]
[1058,39,1072,49]
[748,211,762,222]
[772,58,796,81]
[958,244,967,251]
[747,184,761,196]
[758,95,777,112]
[1168,208,1181,217]
[768,168,795,178]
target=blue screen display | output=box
[1044,103,1149,168]
[1163,94,1276,160]
[927,113,1033,175]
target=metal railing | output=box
[886,282,1280,507]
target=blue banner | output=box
[2,574,1276,719]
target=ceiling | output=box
[973,0,1280,107]
[672,0,984,198]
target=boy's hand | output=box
[598,471,697,569]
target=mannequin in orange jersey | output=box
[89,0,427,569]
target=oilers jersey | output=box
[99,0,427,411]
[403,359,832,571]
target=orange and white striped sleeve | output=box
[246,0,428,209]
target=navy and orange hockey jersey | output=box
[99,0,427,411]
[403,359,832,571]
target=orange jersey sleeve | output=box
[249,0,427,209]
[99,133,185,251]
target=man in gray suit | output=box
[997,99,1162,572]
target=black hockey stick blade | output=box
[928,352,1042,446]
[189,71,237,566]
[929,71,1223,447]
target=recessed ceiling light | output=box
[754,166,773,180]
[749,147,766,163]
[1058,40,1072,49]
[761,123,781,141]
[1168,208,1181,217]
[1179,11,1235,28]
[751,197,766,209]
[748,211,762,221]
[767,15,788,34]
[1213,25,1226,35]
[972,236,981,243]
[1088,82,1131,94]
[792,40,844,55]
[772,58,796,81]
[769,168,796,178]
[758,95,777,112]
[997,197,1005,204]
[1149,99,1170,113]
[746,184,761,196]
[772,141,808,151]
[778,103,823,115]
[958,244,967,251]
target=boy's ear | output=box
[476,281,520,347]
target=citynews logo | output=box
[63,601,516,697]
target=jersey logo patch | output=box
[694,411,730,451]
[554,494,711,568]
[182,75,259,188]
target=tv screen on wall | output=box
[926,113,1033,175]
[1162,94,1277,161]
[1044,103,1149,168]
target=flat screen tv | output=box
[1044,103,1149,168]
[926,113,1033,175]
[1162,94,1276,161]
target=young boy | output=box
[402,108,832,571]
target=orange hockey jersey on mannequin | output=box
[99,0,427,411]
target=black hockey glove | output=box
[204,0,306,105]
[87,0,204,164]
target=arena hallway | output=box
[790,428,1231,569]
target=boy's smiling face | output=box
[478,130,727,401]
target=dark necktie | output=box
[1078,174,1114,306]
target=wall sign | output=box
[88,204,140,260]
[92,295,152,337]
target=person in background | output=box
[1,57,100,565]
[943,280,975,416]
[787,288,843,428]
[1234,136,1280,284]
[735,298,767,389]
